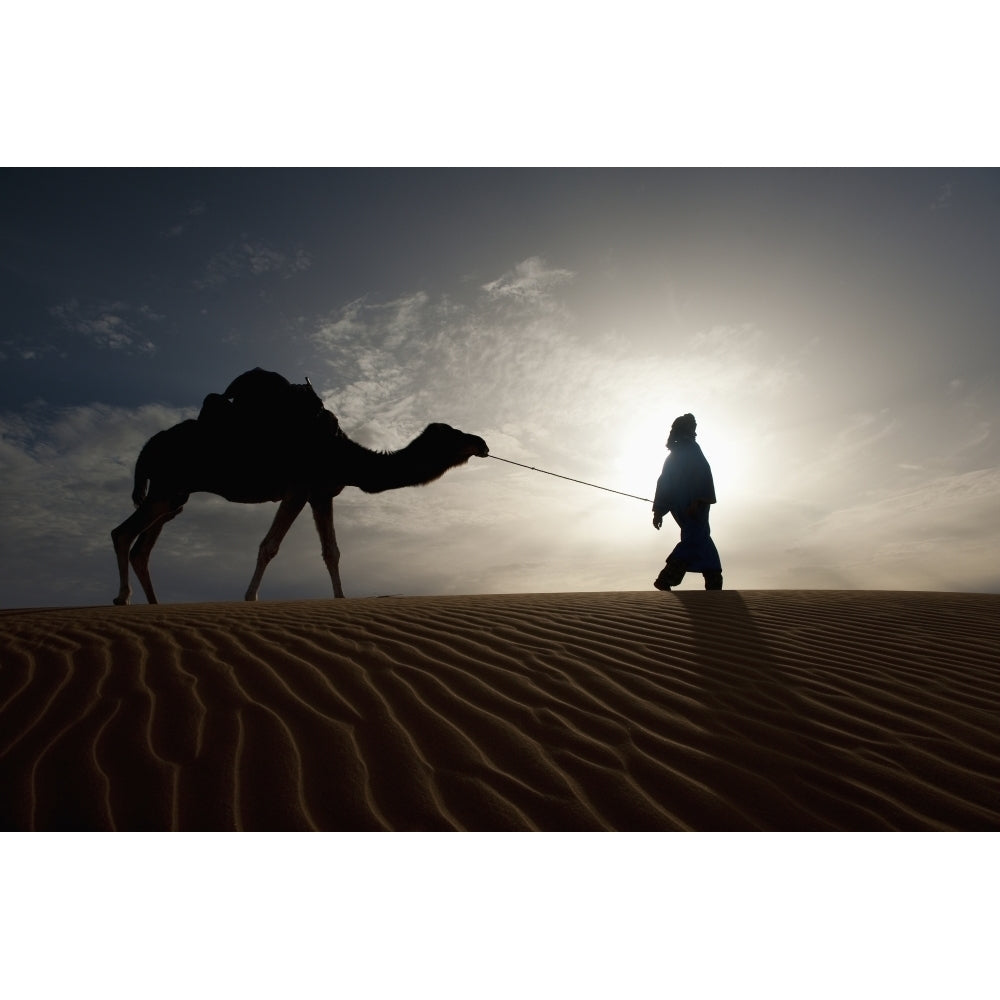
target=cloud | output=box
[48,299,158,353]
[931,181,954,211]
[307,259,807,484]
[0,402,192,606]
[481,256,574,304]
[0,342,50,363]
[784,374,1000,509]
[195,239,311,288]
[782,466,1000,591]
[688,325,802,397]
[162,200,206,238]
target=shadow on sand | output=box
[665,590,859,829]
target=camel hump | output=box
[224,367,292,403]
[223,368,323,423]
[198,368,327,454]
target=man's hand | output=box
[653,513,663,530]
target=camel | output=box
[111,371,489,604]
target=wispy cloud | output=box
[0,402,192,606]
[481,256,574,304]
[48,299,159,353]
[162,200,206,238]
[195,239,311,288]
[782,466,1000,591]
[309,259,804,468]
[931,181,954,211]
[0,340,54,363]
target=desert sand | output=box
[1,590,997,831]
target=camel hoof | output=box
[113,596,130,606]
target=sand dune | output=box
[1,590,997,831]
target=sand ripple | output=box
[1,591,998,830]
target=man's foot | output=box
[653,578,672,591]
[703,572,723,591]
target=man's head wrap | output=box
[667,413,697,448]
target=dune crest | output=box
[1,591,998,831]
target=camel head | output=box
[419,422,490,464]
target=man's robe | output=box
[653,440,722,573]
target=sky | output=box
[2,167,999,606]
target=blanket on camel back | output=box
[197,368,328,446]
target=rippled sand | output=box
[1,591,998,830]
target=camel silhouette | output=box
[111,371,489,604]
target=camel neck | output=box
[342,437,444,494]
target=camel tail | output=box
[131,446,151,507]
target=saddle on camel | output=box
[198,367,326,449]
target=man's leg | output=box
[654,558,687,591]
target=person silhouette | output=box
[651,413,723,591]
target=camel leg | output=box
[310,496,345,599]
[111,500,179,605]
[244,493,307,601]
[128,510,180,605]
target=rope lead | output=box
[488,455,652,504]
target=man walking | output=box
[651,413,723,591]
